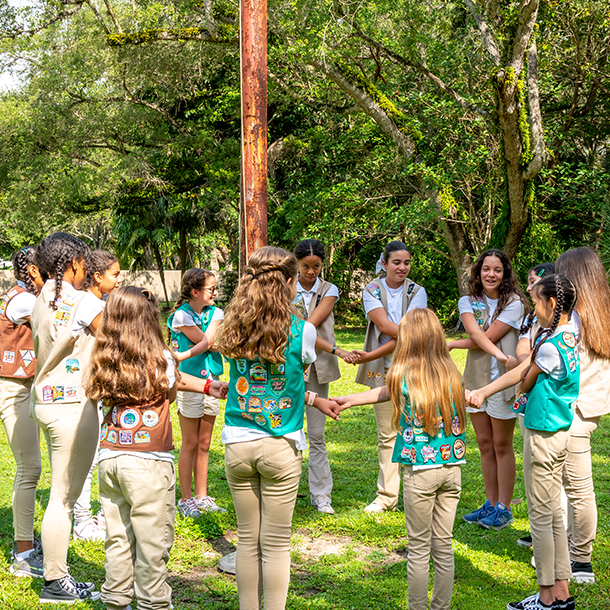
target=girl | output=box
[1,247,44,577]
[73,249,121,541]
[555,248,610,584]
[334,308,467,610]
[448,248,528,530]
[355,240,427,513]
[30,232,104,603]
[167,268,225,517]
[468,274,578,610]
[85,286,227,610]
[216,246,341,610]
[293,238,354,514]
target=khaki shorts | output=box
[466,390,516,420]
[176,380,220,418]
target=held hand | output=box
[208,381,229,399]
[465,389,484,409]
[315,397,342,421]
[340,349,360,364]
[329,396,353,410]
[446,341,455,351]
[353,350,370,363]
[497,352,509,367]
[504,355,519,371]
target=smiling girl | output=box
[448,249,528,530]
[355,241,427,513]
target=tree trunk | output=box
[179,228,188,276]
[153,243,170,309]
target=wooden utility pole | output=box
[239,0,268,270]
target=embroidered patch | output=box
[171,339,179,351]
[401,446,417,463]
[100,423,108,442]
[65,386,78,399]
[451,416,461,436]
[19,349,35,367]
[250,385,266,396]
[134,431,151,444]
[270,378,286,395]
[111,407,118,426]
[241,412,254,421]
[120,409,139,429]
[119,430,132,445]
[65,358,79,373]
[142,410,159,427]
[402,428,414,444]
[279,397,292,410]
[42,386,53,402]
[54,311,70,327]
[236,376,249,396]
[254,414,266,426]
[2,351,15,363]
[370,284,381,300]
[407,283,414,295]
[13,366,26,376]
[107,430,118,444]
[263,398,277,413]
[248,397,262,413]
[52,386,64,401]
[440,444,451,461]
[420,445,439,463]
[269,413,282,429]
[270,363,285,375]
[453,438,466,460]
[415,435,429,443]
[511,393,528,413]
[562,332,576,348]
[199,369,209,379]
[249,363,267,384]
[236,359,247,374]
[237,396,247,410]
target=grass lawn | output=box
[0,327,608,609]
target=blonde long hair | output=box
[85,287,174,403]
[216,246,298,363]
[387,308,466,436]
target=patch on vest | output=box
[237,396,247,410]
[440,444,451,461]
[562,332,576,349]
[13,366,26,376]
[3,351,15,363]
[236,359,247,374]
[119,431,132,444]
[134,431,151,444]
[270,363,285,375]
[142,410,159,427]
[100,423,108,442]
[65,359,79,373]
[120,409,139,429]
[421,446,439,463]
[249,363,267,383]
[236,376,249,396]
[369,284,381,300]
[248,397,262,412]
[453,438,466,460]
[107,430,118,444]
[20,349,35,367]
[407,283,414,295]
[403,427,414,444]
[401,446,417,463]
[279,398,292,409]
[269,413,282,429]
[270,378,286,395]
[54,311,70,327]
[263,398,277,413]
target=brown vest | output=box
[356,277,422,388]
[99,392,174,452]
[0,285,36,379]
[462,295,520,400]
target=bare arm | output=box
[307,295,337,328]
[516,337,532,363]
[332,385,391,408]
[461,313,509,365]
[355,339,396,363]
[87,312,103,335]
[518,361,543,394]
[467,356,532,407]
[368,307,399,338]
[174,372,228,398]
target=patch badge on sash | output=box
[248,397,262,412]
[142,410,159,427]
[19,349,35,367]
[303,368,309,382]
[65,358,79,373]
[237,359,247,374]
[13,366,26,376]
[119,431,132,445]
[66,386,78,399]
[263,398,277,413]
[254,414,266,426]
[236,376,249,396]
[134,431,151,444]
[42,386,53,402]
[270,378,286,396]
[54,311,71,327]
[111,407,118,425]
[52,386,64,401]
[171,339,179,351]
[407,283,414,295]
[451,416,461,436]
[415,434,429,443]
[269,413,281,429]
[249,363,267,384]
[511,394,528,413]
[3,351,15,363]
[62,295,76,307]
[440,444,451,461]
[270,363,285,375]
[100,423,108,442]
[293,294,308,318]
[120,409,139,429]
[200,369,209,379]
[437,421,445,439]
[237,396,247,410]
[401,446,417,463]
[453,438,466,460]
[241,412,254,421]
[250,385,266,396]
[413,413,424,428]
[403,427,414,444]
[279,398,292,410]
[107,430,118,444]
[421,445,439,463]
[562,332,576,348]
[370,284,381,300]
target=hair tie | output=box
[141,289,153,301]
[250,273,259,280]
[538,269,545,277]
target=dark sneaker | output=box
[571,560,594,583]
[39,574,101,604]
[9,548,43,578]
[555,598,576,610]
[462,499,494,524]
[479,502,514,530]
[517,534,533,547]
[507,593,555,610]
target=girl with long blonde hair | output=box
[216,246,341,610]
[334,308,466,610]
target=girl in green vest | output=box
[167,268,225,517]
[333,308,467,610]
[216,246,341,610]
[468,274,579,610]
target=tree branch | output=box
[510,0,540,70]
[1,2,84,38]
[101,0,122,33]
[84,0,111,35]
[523,39,547,181]
[463,0,501,66]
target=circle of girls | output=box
[1,232,608,610]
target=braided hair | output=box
[12,246,38,295]
[528,273,578,367]
[36,233,90,310]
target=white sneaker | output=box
[73,518,105,541]
[193,495,227,513]
[364,501,385,513]
[94,509,106,530]
[316,502,335,515]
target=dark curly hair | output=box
[36,233,90,310]
[12,246,38,295]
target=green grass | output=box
[0,328,608,608]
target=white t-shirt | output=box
[5,281,37,324]
[534,319,580,380]
[171,306,224,330]
[458,294,524,380]
[295,277,339,312]
[222,320,317,449]
[362,278,428,347]
[98,350,176,464]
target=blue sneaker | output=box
[478,502,514,530]
[462,499,494,524]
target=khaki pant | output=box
[523,428,572,586]
[373,399,400,509]
[403,465,462,610]
[305,368,332,504]
[563,408,600,563]
[33,399,99,580]
[74,406,103,524]
[0,377,41,541]
[225,436,303,610]
[99,455,175,610]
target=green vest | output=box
[224,316,305,436]
[392,382,466,467]
[521,331,580,432]
[167,303,223,379]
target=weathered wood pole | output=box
[239,0,268,269]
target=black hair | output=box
[294,239,325,261]
[83,250,119,290]
[528,273,578,367]
[384,241,410,262]
[36,233,90,310]
[530,263,555,278]
[12,246,38,295]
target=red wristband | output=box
[203,378,212,395]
